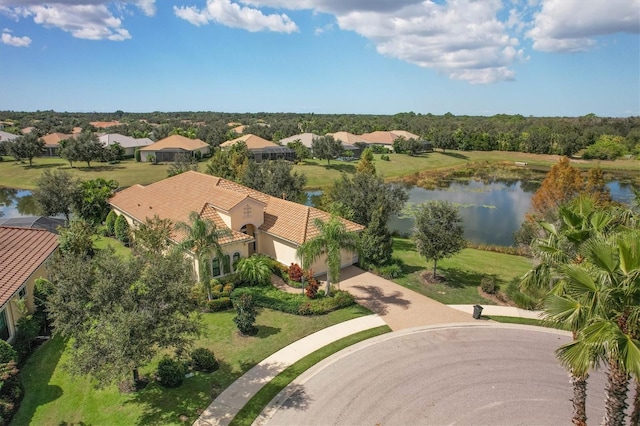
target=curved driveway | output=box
[257,324,607,426]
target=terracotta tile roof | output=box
[327,132,369,145]
[139,135,208,151]
[360,130,420,145]
[220,134,279,150]
[109,171,363,247]
[278,133,321,149]
[0,227,58,308]
[41,133,74,147]
[90,121,120,129]
[199,204,253,245]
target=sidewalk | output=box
[194,314,387,426]
[448,304,543,319]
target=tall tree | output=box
[167,152,199,177]
[175,211,229,300]
[46,248,200,388]
[59,137,81,167]
[132,215,173,256]
[531,156,583,217]
[312,135,343,166]
[32,169,81,223]
[75,132,105,167]
[355,147,376,175]
[7,133,44,166]
[296,216,360,294]
[74,178,119,225]
[411,201,466,278]
[241,159,307,203]
[286,139,310,162]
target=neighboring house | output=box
[280,132,360,158]
[0,131,19,150]
[98,133,154,157]
[220,134,295,162]
[109,171,363,279]
[0,217,65,234]
[138,135,210,163]
[0,227,59,341]
[90,121,120,129]
[41,133,75,157]
[359,130,420,150]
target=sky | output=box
[0,0,638,117]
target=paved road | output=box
[258,324,608,426]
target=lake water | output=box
[309,180,636,247]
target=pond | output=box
[392,180,635,246]
[309,179,636,247]
[0,187,39,218]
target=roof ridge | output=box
[302,206,311,243]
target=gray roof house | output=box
[0,131,19,143]
[280,132,360,158]
[98,133,155,157]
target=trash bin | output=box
[472,304,483,319]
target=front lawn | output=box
[391,238,534,305]
[13,304,371,425]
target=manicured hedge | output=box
[231,287,355,316]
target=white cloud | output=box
[0,1,157,41]
[1,30,31,46]
[174,0,298,33]
[527,0,640,52]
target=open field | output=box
[2,151,637,190]
[13,305,371,425]
[391,237,534,305]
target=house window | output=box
[0,310,9,341]
[232,252,240,269]
[211,258,221,277]
[18,287,26,299]
[222,255,231,275]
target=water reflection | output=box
[0,188,39,217]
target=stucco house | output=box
[41,132,75,157]
[0,227,59,341]
[98,133,154,157]
[359,130,420,150]
[220,134,295,162]
[139,135,210,163]
[281,132,360,158]
[108,171,363,279]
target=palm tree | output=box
[521,196,623,425]
[296,216,359,295]
[235,255,272,287]
[553,233,640,426]
[174,211,229,300]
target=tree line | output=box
[1,111,638,158]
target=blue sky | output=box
[0,0,638,116]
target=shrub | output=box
[480,276,499,294]
[0,342,16,364]
[114,214,131,246]
[506,281,538,310]
[374,264,403,279]
[205,297,233,312]
[157,357,186,388]
[232,287,355,316]
[212,283,223,293]
[304,271,319,299]
[233,293,257,335]
[272,262,289,280]
[223,283,234,295]
[380,154,390,161]
[105,210,117,236]
[0,361,21,425]
[288,263,303,282]
[190,347,218,373]
[134,148,141,162]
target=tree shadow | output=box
[129,359,237,425]
[321,163,355,173]
[438,267,486,289]
[278,384,313,412]
[393,239,415,252]
[24,162,66,169]
[12,336,66,425]
[76,165,125,172]
[254,325,280,339]
[349,285,411,315]
[439,151,469,160]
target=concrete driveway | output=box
[256,324,608,426]
[336,266,472,330]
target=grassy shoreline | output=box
[2,151,638,190]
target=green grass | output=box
[92,235,132,258]
[0,156,172,190]
[230,325,391,426]
[391,238,534,305]
[12,304,372,426]
[486,315,569,331]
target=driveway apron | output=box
[335,266,472,330]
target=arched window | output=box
[222,255,231,275]
[232,252,240,269]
